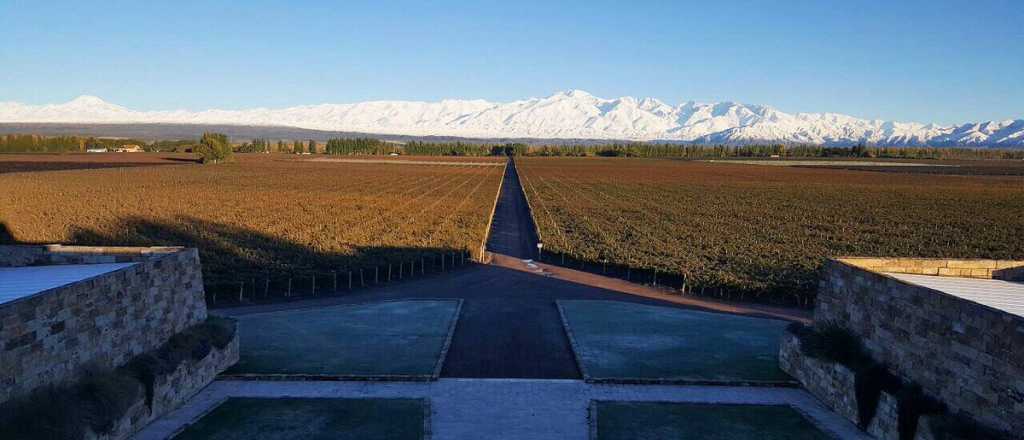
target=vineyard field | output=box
[516,157,1024,306]
[0,152,194,174]
[0,154,506,300]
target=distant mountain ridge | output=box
[1,91,1021,147]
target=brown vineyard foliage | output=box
[0,154,506,297]
[516,157,1024,306]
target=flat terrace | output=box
[884,272,1024,318]
[835,257,1024,318]
[0,262,137,305]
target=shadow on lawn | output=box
[66,216,472,306]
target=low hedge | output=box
[125,316,236,407]
[0,316,236,440]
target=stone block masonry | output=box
[833,257,1024,281]
[0,244,187,267]
[781,331,941,440]
[779,332,860,425]
[815,257,1024,434]
[0,245,206,403]
[90,331,239,440]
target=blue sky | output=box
[1,0,1021,124]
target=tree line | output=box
[3,133,1023,160]
[0,134,152,153]
[520,143,1024,160]
[319,139,1024,160]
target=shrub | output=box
[0,386,84,440]
[795,321,870,367]
[195,132,233,164]
[124,352,174,408]
[0,366,140,440]
[0,317,237,439]
[203,315,238,349]
[124,316,237,406]
[76,366,141,434]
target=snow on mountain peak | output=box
[562,89,593,98]
[0,91,1020,146]
[68,95,108,105]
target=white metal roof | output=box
[0,263,137,305]
[884,272,1024,318]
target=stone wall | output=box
[837,257,1024,281]
[779,332,860,424]
[0,244,186,267]
[151,332,238,418]
[782,331,940,440]
[866,391,899,440]
[93,332,239,440]
[816,258,1024,433]
[0,245,206,403]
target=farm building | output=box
[781,257,1024,439]
[0,245,238,440]
[115,144,144,152]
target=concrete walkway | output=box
[135,379,868,440]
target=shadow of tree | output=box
[160,157,202,164]
[0,222,16,244]
[67,216,469,304]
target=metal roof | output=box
[0,263,137,306]
[884,272,1024,318]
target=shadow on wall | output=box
[0,222,15,244]
[66,216,471,305]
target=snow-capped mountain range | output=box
[1,91,1021,146]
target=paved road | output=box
[484,159,539,260]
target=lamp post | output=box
[536,242,544,261]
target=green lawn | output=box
[558,300,790,383]
[593,402,830,440]
[173,398,427,440]
[228,300,460,378]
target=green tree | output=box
[308,139,317,154]
[196,132,233,164]
[293,140,304,154]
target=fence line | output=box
[204,249,474,307]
